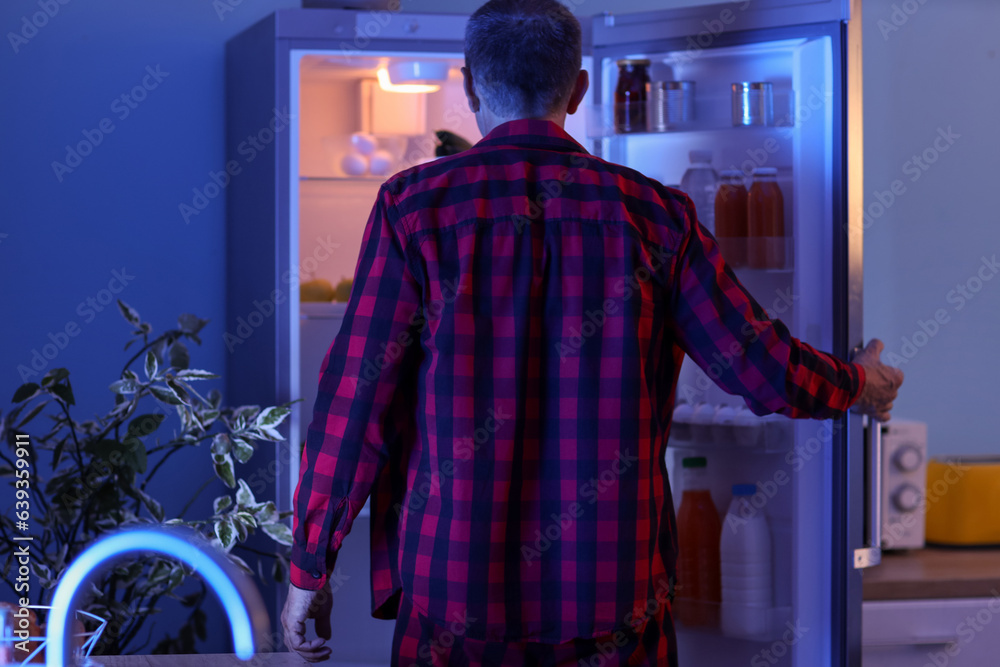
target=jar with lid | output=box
[747,168,786,269]
[715,170,749,268]
[615,59,650,133]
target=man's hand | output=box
[282,582,333,663]
[852,339,905,421]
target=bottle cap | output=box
[617,58,651,67]
[689,150,713,164]
[682,456,707,468]
[752,167,778,176]
[732,484,757,496]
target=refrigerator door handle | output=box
[854,414,883,569]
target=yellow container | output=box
[925,457,1000,546]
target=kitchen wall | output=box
[0,0,298,654]
[862,0,1000,456]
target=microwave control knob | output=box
[893,484,922,513]
[893,444,923,472]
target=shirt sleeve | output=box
[290,184,422,590]
[669,197,865,419]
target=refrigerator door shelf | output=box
[671,415,795,454]
[673,602,794,644]
[585,93,796,138]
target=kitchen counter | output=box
[863,546,1000,600]
[97,655,305,665]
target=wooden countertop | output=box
[863,547,1000,600]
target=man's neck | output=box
[477,111,567,137]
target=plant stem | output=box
[58,401,87,475]
[178,478,214,518]
[120,332,175,381]
[145,432,212,458]
[234,543,279,559]
[141,445,185,492]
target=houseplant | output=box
[0,301,295,655]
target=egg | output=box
[713,405,736,442]
[350,132,378,156]
[368,149,395,176]
[340,152,369,177]
[734,407,762,447]
[691,403,716,442]
[672,403,694,441]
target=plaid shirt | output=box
[291,119,865,643]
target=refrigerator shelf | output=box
[674,602,794,644]
[585,94,796,140]
[671,414,794,454]
[299,175,387,182]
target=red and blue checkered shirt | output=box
[291,119,865,643]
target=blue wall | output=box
[863,0,1000,455]
[0,0,297,653]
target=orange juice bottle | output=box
[748,167,785,269]
[675,456,722,627]
[714,170,749,268]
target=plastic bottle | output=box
[714,169,749,267]
[675,456,721,627]
[720,484,773,639]
[747,167,786,269]
[680,150,719,235]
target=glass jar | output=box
[748,168,785,269]
[714,170,749,268]
[615,59,650,133]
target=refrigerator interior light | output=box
[377,60,448,93]
[377,68,440,93]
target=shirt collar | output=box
[475,119,590,155]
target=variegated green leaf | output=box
[235,479,255,507]
[145,351,158,381]
[255,406,291,429]
[232,437,254,464]
[213,452,236,488]
[150,385,183,406]
[211,434,231,456]
[213,495,233,514]
[215,519,236,551]
[262,522,293,546]
[176,369,219,381]
[117,300,142,326]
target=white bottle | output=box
[680,150,719,234]
[720,484,772,639]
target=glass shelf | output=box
[590,123,795,140]
[299,175,387,182]
[671,414,793,454]
[674,602,794,643]
[586,92,796,139]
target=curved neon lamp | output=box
[46,526,269,667]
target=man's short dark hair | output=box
[464,0,582,119]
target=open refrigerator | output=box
[225,1,871,664]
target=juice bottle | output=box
[675,456,722,627]
[748,167,785,269]
[714,170,749,268]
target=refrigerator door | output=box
[589,2,861,666]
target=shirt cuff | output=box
[290,548,338,590]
